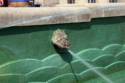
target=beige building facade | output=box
[35,0,59,6]
[60,0,125,4]
[35,0,125,7]
[59,0,125,4]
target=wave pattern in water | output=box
[0,44,125,83]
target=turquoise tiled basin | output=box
[0,16,125,83]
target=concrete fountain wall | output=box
[0,3,125,28]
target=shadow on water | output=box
[0,22,90,36]
[53,44,73,63]
[53,43,114,83]
[53,44,79,83]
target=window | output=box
[68,0,75,4]
[88,0,96,3]
[109,0,117,3]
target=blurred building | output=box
[35,0,125,7]
[60,0,125,4]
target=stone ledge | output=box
[0,3,125,28]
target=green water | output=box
[0,16,125,83]
[69,50,113,83]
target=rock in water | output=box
[51,29,70,49]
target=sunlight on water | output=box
[68,50,114,83]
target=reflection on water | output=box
[53,42,114,83]
[53,44,79,83]
[68,50,114,83]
